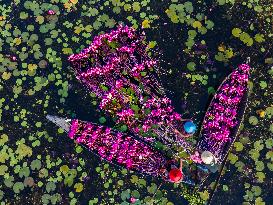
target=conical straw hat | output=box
[201,151,215,164]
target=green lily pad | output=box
[4,176,14,188]
[228,153,238,164]
[249,116,258,125]
[269,124,273,133]
[255,197,265,205]
[121,189,130,201]
[259,81,267,89]
[147,183,157,194]
[254,140,264,151]
[46,181,56,193]
[13,182,24,193]
[232,28,242,37]
[19,12,29,19]
[266,151,273,161]
[31,159,42,170]
[249,149,260,161]
[234,141,244,152]
[223,185,229,191]
[251,186,262,196]
[41,194,51,204]
[0,134,8,145]
[0,165,8,175]
[187,62,196,71]
[74,183,84,192]
[99,117,106,124]
[199,190,209,201]
[256,172,265,183]
[255,161,264,171]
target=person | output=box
[169,158,184,183]
[160,159,184,183]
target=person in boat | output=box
[160,159,184,183]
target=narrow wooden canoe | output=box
[196,64,250,165]
[46,115,198,185]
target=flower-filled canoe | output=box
[46,116,200,185]
[196,64,250,164]
[68,24,195,150]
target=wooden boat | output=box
[194,63,251,190]
[46,115,197,185]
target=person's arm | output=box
[179,158,183,170]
